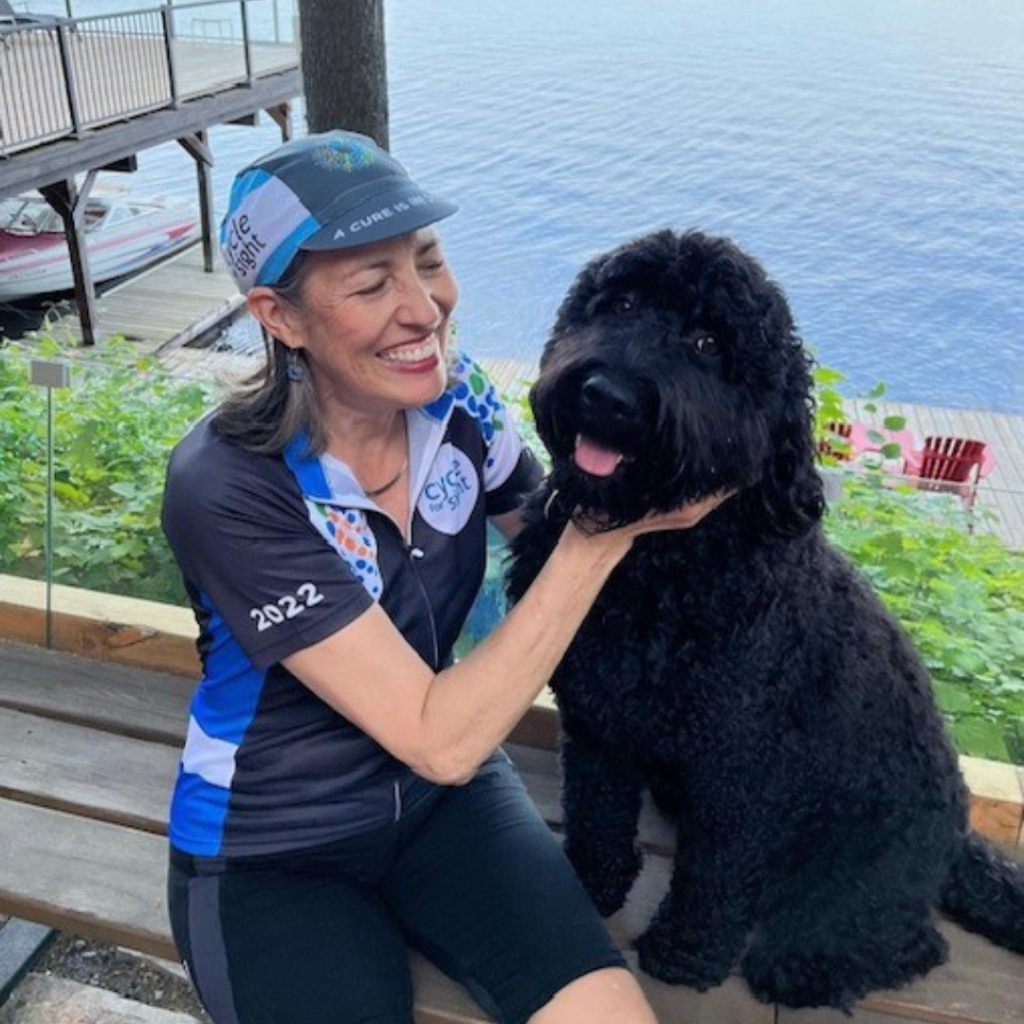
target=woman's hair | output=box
[213,251,331,456]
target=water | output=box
[16,0,1024,413]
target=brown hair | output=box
[212,252,330,455]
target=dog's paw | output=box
[636,917,735,990]
[565,836,642,917]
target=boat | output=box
[0,189,200,302]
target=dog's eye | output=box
[609,294,634,315]
[694,335,721,357]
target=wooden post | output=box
[161,5,179,108]
[178,131,215,272]
[39,173,99,345]
[240,0,254,85]
[55,21,84,137]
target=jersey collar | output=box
[283,402,454,509]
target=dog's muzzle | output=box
[573,371,646,478]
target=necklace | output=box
[364,457,408,498]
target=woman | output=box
[162,130,728,1024]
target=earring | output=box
[286,348,304,383]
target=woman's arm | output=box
[285,495,729,785]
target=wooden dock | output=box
[846,398,1024,551]
[47,242,245,349]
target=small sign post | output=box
[30,359,72,649]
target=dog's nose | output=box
[580,373,635,422]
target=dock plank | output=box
[54,245,242,349]
[0,707,175,833]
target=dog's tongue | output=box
[574,435,623,477]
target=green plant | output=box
[0,335,219,603]
[825,474,1023,765]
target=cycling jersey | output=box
[162,354,543,857]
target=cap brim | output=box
[300,183,458,252]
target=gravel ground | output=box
[30,932,208,1020]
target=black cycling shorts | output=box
[168,752,626,1024]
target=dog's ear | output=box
[742,313,825,539]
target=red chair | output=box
[817,421,854,462]
[903,436,996,510]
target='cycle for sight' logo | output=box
[419,444,478,534]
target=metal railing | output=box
[0,0,297,157]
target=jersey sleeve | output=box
[162,428,374,669]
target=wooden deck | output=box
[0,639,1021,1024]
[0,23,296,155]
[847,398,1023,549]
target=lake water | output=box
[15,0,1024,413]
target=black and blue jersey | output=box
[161,354,542,857]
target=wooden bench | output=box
[0,638,1021,1024]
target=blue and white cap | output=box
[219,130,458,293]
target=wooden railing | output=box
[0,0,298,157]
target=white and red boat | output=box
[0,190,200,302]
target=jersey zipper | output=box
[406,543,440,667]
[370,508,441,670]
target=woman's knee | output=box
[529,967,659,1024]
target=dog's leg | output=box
[560,726,646,917]
[636,792,762,990]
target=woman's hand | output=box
[622,489,736,537]
[568,489,735,548]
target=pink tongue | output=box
[574,435,622,477]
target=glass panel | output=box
[172,2,248,97]
[44,339,221,608]
[0,335,223,651]
[455,523,509,658]
[1,329,509,659]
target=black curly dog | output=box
[506,229,1023,1010]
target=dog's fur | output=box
[506,229,1023,1009]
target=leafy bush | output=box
[814,371,1022,764]
[825,475,1023,764]
[0,336,218,604]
